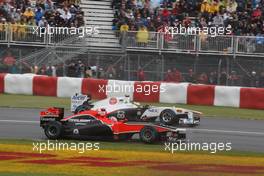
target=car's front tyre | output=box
[140,126,159,144]
[160,109,179,125]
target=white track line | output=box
[188,128,264,136]
[0,119,38,124]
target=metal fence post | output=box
[7,24,10,47]
[233,36,237,59]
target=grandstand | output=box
[0,0,264,87]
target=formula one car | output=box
[71,94,202,126]
[40,107,186,143]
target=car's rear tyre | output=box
[44,121,63,140]
[74,105,91,114]
[140,126,159,144]
[160,109,178,125]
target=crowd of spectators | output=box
[113,0,264,37]
[0,0,84,35]
[163,68,264,87]
[1,51,264,87]
[64,59,126,80]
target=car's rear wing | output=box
[40,107,64,126]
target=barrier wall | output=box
[81,78,108,99]
[0,74,264,110]
[33,76,57,96]
[0,74,5,93]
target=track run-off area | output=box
[0,107,263,153]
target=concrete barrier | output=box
[0,74,263,110]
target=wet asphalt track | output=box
[0,107,263,153]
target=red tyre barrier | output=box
[0,73,6,93]
[33,76,58,96]
[187,84,215,106]
[240,88,264,109]
[133,82,160,102]
[82,78,108,100]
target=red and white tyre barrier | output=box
[0,73,263,110]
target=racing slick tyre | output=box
[160,109,179,125]
[74,105,91,114]
[140,126,159,144]
[44,121,63,140]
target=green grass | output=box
[0,173,67,176]
[0,94,263,120]
[1,139,264,157]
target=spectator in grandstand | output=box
[119,22,129,43]
[2,51,16,67]
[51,65,57,77]
[172,68,182,83]
[250,70,259,87]
[76,60,85,78]
[208,71,217,85]
[98,67,106,79]
[164,69,174,82]
[200,0,211,14]
[35,7,44,25]
[9,63,19,73]
[32,65,39,74]
[120,22,129,32]
[56,64,64,77]
[38,65,47,75]
[116,65,125,80]
[213,12,224,26]
[228,70,240,86]
[23,7,35,22]
[136,26,149,46]
[38,16,46,27]
[10,19,18,38]
[219,70,228,85]
[69,5,77,14]
[226,0,238,13]
[46,65,52,76]
[67,62,76,77]
[197,72,208,84]
[9,7,19,21]
[137,67,145,81]
[0,18,6,34]
[256,33,264,51]
[185,68,196,83]
[17,18,26,39]
[106,64,116,79]
[85,66,92,78]
[60,8,72,24]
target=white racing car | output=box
[71,94,202,126]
